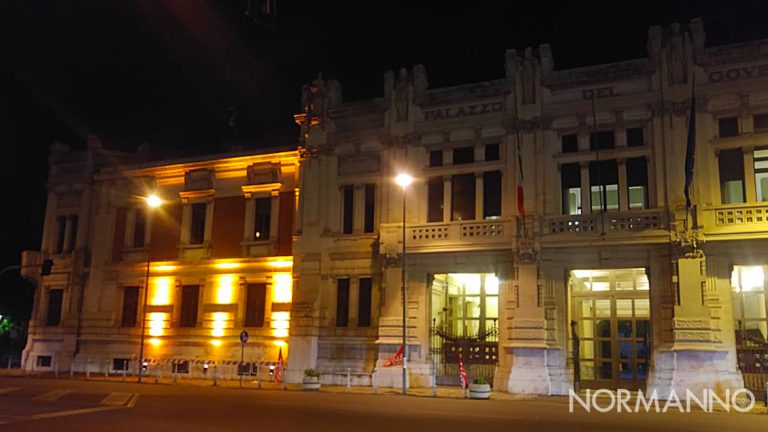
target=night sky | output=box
[4,0,768,320]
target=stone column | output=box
[618,158,629,211]
[443,176,451,222]
[649,255,744,398]
[502,261,571,395]
[580,162,591,214]
[475,172,484,220]
[743,147,756,203]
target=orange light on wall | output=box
[215,275,236,304]
[153,265,177,272]
[270,311,290,338]
[210,339,222,347]
[268,259,293,269]
[213,262,242,270]
[148,312,167,337]
[272,273,292,303]
[211,312,228,337]
[149,338,162,346]
[151,277,173,305]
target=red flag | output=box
[275,347,284,383]
[383,345,403,367]
[458,352,469,390]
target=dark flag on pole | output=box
[684,82,696,209]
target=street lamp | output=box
[137,194,162,383]
[395,173,412,395]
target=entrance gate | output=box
[429,273,499,386]
[731,265,768,399]
[569,268,650,390]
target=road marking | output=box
[33,389,75,401]
[0,387,22,395]
[0,405,123,426]
[100,392,136,406]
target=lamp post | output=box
[395,173,412,395]
[137,194,162,383]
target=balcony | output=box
[380,219,515,254]
[543,209,669,246]
[701,203,768,239]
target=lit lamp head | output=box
[146,194,162,208]
[395,173,413,188]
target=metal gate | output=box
[430,319,498,386]
[736,321,768,401]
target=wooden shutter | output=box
[149,204,182,261]
[211,196,246,259]
[276,191,295,256]
[112,207,127,262]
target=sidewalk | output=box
[2,369,764,414]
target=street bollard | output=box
[86,359,91,380]
[122,365,127,382]
[212,365,218,387]
[105,360,110,379]
[373,384,378,394]
[7,357,10,370]
[70,363,74,379]
[154,364,159,384]
[54,360,59,379]
[346,368,351,393]
[256,363,261,389]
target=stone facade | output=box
[22,19,768,396]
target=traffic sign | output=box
[240,330,249,344]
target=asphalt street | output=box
[1,376,767,432]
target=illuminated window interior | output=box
[151,277,173,305]
[430,273,499,337]
[731,265,768,342]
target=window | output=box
[253,198,271,240]
[132,208,146,248]
[453,146,474,164]
[358,277,372,327]
[113,358,130,371]
[754,114,768,133]
[627,157,648,209]
[483,171,502,219]
[719,149,745,204]
[451,173,476,221]
[561,163,581,215]
[427,177,444,223]
[731,266,767,344]
[245,283,267,327]
[364,184,376,233]
[562,134,578,153]
[342,185,354,234]
[755,148,768,202]
[719,116,739,138]
[121,286,139,327]
[485,143,500,161]
[179,285,199,327]
[336,278,350,327]
[36,356,52,367]
[590,160,619,211]
[627,128,644,147]
[67,215,78,251]
[46,289,63,326]
[590,131,615,151]
[429,150,443,167]
[189,203,207,245]
[173,360,190,374]
[55,216,66,254]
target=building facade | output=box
[22,19,768,396]
[22,142,300,378]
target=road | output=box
[1,376,767,431]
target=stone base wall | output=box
[503,347,572,395]
[648,349,745,398]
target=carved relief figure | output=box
[666,24,688,85]
[394,68,410,122]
